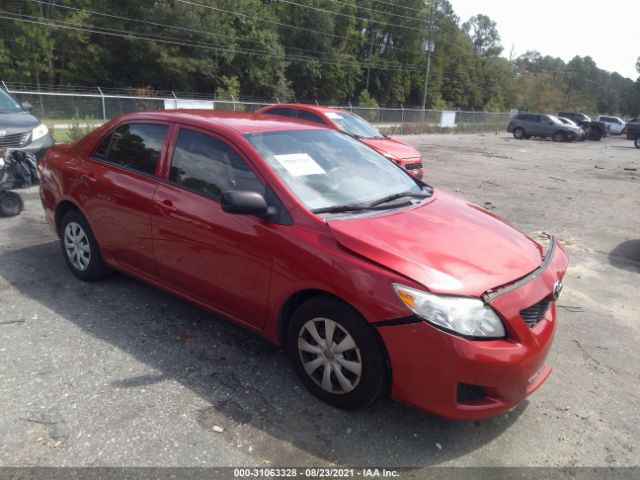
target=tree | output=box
[461,14,502,57]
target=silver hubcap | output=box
[64,222,91,271]
[298,318,362,394]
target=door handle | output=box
[155,199,177,215]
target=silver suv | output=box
[507,113,582,142]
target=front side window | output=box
[170,128,262,199]
[105,123,168,175]
[245,129,421,212]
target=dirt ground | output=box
[0,133,638,469]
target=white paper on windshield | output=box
[325,112,342,119]
[273,153,326,177]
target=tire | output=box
[59,209,112,282]
[513,128,525,140]
[287,296,388,410]
[589,129,602,141]
[524,134,532,139]
[635,136,640,149]
[0,192,24,217]
[552,131,566,143]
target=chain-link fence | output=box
[3,82,513,136]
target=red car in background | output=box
[256,104,424,179]
[39,110,568,420]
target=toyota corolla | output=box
[39,111,568,420]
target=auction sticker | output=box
[274,153,326,177]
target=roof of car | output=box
[117,109,328,134]
[259,103,347,115]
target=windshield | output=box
[547,115,564,125]
[0,89,24,114]
[245,129,422,212]
[325,111,383,139]
[559,117,577,127]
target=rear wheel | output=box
[60,210,112,282]
[635,136,640,149]
[513,128,525,140]
[0,192,23,217]
[552,131,566,142]
[287,296,388,410]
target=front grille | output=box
[457,383,486,403]
[405,162,423,170]
[0,132,30,148]
[520,298,551,328]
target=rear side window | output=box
[264,108,295,118]
[102,123,168,175]
[297,110,326,125]
[170,128,263,200]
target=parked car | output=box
[0,87,54,160]
[557,112,609,141]
[256,104,424,179]
[507,112,582,142]
[558,117,586,140]
[625,118,640,148]
[40,111,568,420]
[596,115,625,135]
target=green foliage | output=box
[0,0,637,115]
[357,90,378,108]
[68,110,96,142]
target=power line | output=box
[370,0,427,13]
[324,0,428,23]
[276,0,426,32]
[174,0,427,58]
[0,11,428,72]
[28,0,363,61]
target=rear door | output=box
[79,122,169,275]
[151,126,275,327]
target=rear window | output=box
[99,123,168,175]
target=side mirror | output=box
[222,190,271,217]
[21,101,33,111]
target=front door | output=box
[151,127,274,328]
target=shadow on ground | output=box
[1,241,526,466]
[608,240,640,272]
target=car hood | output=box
[328,189,543,296]
[0,112,40,133]
[360,137,421,160]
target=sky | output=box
[449,0,639,80]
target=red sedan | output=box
[39,110,568,420]
[256,104,424,179]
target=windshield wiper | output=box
[311,203,370,214]
[367,189,430,208]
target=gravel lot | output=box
[0,133,638,469]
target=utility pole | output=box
[421,0,437,113]
[365,11,374,92]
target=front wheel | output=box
[0,191,24,217]
[60,210,112,282]
[635,136,640,149]
[287,296,388,410]
[552,131,566,142]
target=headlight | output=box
[392,284,506,338]
[31,123,49,141]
